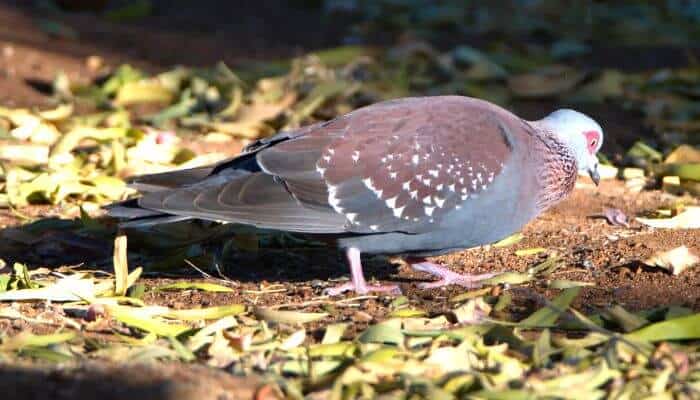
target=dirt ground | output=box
[0,2,699,399]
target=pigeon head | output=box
[539,109,603,185]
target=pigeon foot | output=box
[409,260,498,289]
[324,246,401,296]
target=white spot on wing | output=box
[428,169,439,177]
[346,213,358,222]
[385,196,398,209]
[424,206,435,216]
[402,181,411,190]
[434,197,445,207]
[422,195,432,205]
[393,206,405,218]
[412,154,419,165]
[369,225,379,231]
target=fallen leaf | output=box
[155,282,234,292]
[253,307,327,325]
[113,235,129,296]
[664,145,700,163]
[515,247,547,256]
[636,206,700,229]
[644,246,699,275]
[452,298,491,324]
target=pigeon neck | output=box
[528,121,579,212]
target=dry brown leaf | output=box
[665,145,700,164]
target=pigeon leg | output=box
[408,258,498,289]
[325,247,401,296]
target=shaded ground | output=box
[0,2,699,399]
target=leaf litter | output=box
[1,3,700,398]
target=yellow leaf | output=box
[113,235,129,296]
[115,80,174,105]
[163,304,245,321]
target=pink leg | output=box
[408,258,498,289]
[325,247,401,296]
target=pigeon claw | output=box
[410,261,499,289]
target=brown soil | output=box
[0,3,699,400]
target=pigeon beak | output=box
[588,166,600,186]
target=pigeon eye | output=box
[583,131,600,153]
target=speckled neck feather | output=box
[530,124,578,212]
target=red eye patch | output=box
[584,130,600,154]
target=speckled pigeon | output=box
[108,96,603,294]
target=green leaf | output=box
[322,323,349,345]
[163,304,245,321]
[449,287,492,303]
[13,262,37,289]
[147,90,197,127]
[167,336,195,362]
[627,141,662,164]
[547,279,594,289]
[481,272,533,286]
[155,282,234,293]
[1,331,76,351]
[0,274,9,292]
[527,256,562,276]
[102,65,144,95]
[115,81,174,106]
[493,232,523,248]
[626,313,700,342]
[532,329,553,367]
[603,305,648,332]
[108,305,190,337]
[388,309,427,318]
[515,248,547,256]
[18,346,74,363]
[358,320,403,345]
[519,287,581,328]
[253,307,327,325]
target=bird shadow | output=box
[0,214,400,284]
